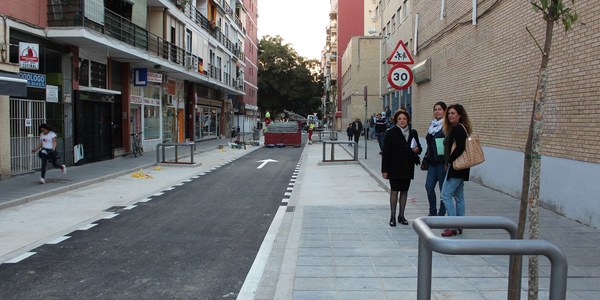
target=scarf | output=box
[399,125,410,142]
[428,118,443,135]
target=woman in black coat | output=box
[381,109,422,226]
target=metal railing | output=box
[47,1,244,83]
[156,143,196,164]
[412,216,568,300]
[322,141,358,162]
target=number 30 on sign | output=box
[387,64,413,90]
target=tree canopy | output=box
[257,35,323,119]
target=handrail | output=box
[322,141,358,162]
[412,216,568,300]
[156,143,196,164]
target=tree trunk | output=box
[527,17,554,300]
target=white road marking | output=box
[47,236,71,245]
[284,192,292,197]
[153,192,164,197]
[78,224,97,231]
[5,252,36,263]
[237,206,287,299]
[124,205,137,210]
[139,198,152,202]
[103,213,118,219]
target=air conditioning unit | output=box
[236,78,244,88]
[185,55,196,70]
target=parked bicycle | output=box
[131,132,143,157]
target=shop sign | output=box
[19,71,46,88]
[19,42,40,70]
[46,85,59,102]
[130,95,143,104]
[143,98,161,106]
[147,72,163,83]
[133,68,147,86]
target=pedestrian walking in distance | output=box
[424,101,448,216]
[346,123,355,141]
[440,104,472,237]
[352,118,363,143]
[32,124,66,184]
[381,109,422,226]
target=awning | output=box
[0,71,27,97]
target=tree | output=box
[258,35,323,118]
[509,1,578,299]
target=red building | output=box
[335,0,364,121]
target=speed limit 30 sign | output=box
[387,64,413,90]
[386,39,414,90]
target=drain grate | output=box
[104,206,126,212]
[286,206,295,212]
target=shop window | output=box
[144,106,160,140]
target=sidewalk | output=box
[253,137,599,299]
[0,137,245,210]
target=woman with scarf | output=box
[424,101,447,216]
[381,109,422,226]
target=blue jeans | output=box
[375,132,384,151]
[425,162,446,215]
[441,176,465,217]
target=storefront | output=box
[129,83,162,151]
[194,98,221,140]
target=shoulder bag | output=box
[452,123,485,170]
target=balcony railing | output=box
[170,0,245,62]
[47,1,243,91]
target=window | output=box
[392,14,396,30]
[185,29,192,53]
[402,0,408,19]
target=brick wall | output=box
[410,0,599,163]
[0,0,47,27]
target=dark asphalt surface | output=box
[0,146,304,300]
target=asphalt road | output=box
[0,146,304,300]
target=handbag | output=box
[420,155,429,170]
[451,124,485,170]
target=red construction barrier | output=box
[264,132,301,146]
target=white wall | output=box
[472,147,600,229]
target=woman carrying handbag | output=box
[440,104,472,237]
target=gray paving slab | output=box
[255,136,600,300]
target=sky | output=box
[257,0,331,60]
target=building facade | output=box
[334,0,365,131]
[0,0,247,178]
[337,0,600,228]
[340,36,381,129]
[236,0,258,134]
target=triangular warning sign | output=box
[387,40,414,65]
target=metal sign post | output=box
[364,86,368,159]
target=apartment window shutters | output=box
[85,0,105,25]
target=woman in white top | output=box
[32,124,66,183]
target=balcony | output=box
[170,0,245,61]
[46,1,243,93]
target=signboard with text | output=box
[19,42,40,70]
